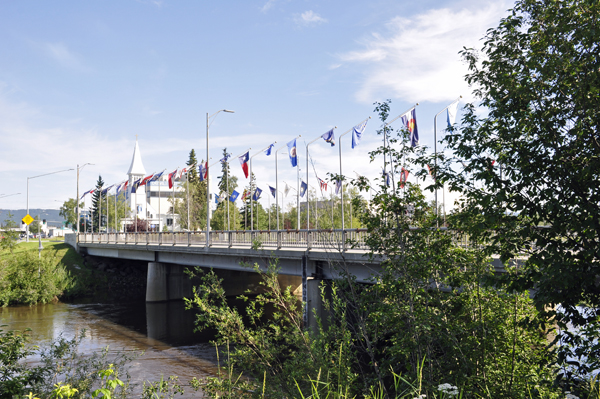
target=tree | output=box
[0,212,19,253]
[173,155,208,231]
[90,176,106,233]
[106,192,129,232]
[59,198,84,229]
[187,149,199,183]
[440,0,600,380]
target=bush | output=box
[0,252,72,306]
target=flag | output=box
[400,168,409,189]
[239,151,249,178]
[317,177,327,191]
[352,119,368,149]
[220,154,230,164]
[214,194,219,204]
[149,170,164,183]
[401,108,419,147]
[101,185,114,195]
[80,189,94,199]
[241,189,250,201]
[264,143,274,156]
[321,129,335,146]
[447,100,459,128]
[218,192,227,203]
[427,165,433,176]
[284,183,290,197]
[168,169,178,189]
[198,162,208,182]
[252,187,262,201]
[177,167,187,180]
[382,169,390,187]
[287,139,297,167]
[229,190,239,202]
[269,185,276,198]
[334,179,341,195]
[139,173,154,186]
[300,181,307,197]
[116,181,127,195]
[131,178,142,193]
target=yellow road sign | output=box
[22,214,34,225]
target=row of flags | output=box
[81,101,460,201]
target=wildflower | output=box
[565,392,579,399]
[412,395,426,399]
[437,383,459,397]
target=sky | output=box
[0,0,514,215]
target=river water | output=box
[0,299,221,397]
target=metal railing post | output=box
[342,229,347,252]
[187,232,191,246]
[307,230,312,250]
[277,230,282,249]
[228,231,232,248]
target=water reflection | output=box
[0,301,219,397]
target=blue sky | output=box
[0,0,512,213]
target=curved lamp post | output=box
[27,168,74,243]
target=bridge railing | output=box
[78,229,370,251]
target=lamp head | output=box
[223,110,235,113]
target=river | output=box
[0,299,222,397]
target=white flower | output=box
[437,383,459,397]
[565,392,579,399]
[412,395,426,399]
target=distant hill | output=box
[0,209,66,227]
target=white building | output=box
[122,139,183,231]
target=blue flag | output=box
[131,178,141,193]
[321,129,335,146]
[220,154,230,163]
[149,170,164,182]
[101,185,114,195]
[229,190,239,202]
[264,143,274,156]
[287,139,297,167]
[252,187,262,201]
[269,185,276,198]
[300,181,307,197]
[401,108,419,147]
[352,120,368,149]
[382,169,390,187]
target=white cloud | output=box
[42,42,87,71]
[261,0,278,13]
[295,10,327,26]
[339,2,511,104]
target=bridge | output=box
[69,229,381,329]
[69,228,503,329]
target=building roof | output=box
[127,139,146,177]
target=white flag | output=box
[447,100,459,128]
[284,183,290,197]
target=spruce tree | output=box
[187,149,198,183]
[90,175,105,232]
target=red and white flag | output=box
[168,169,178,189]
[400,168,409,189]
[239,152,249,178]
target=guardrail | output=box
[78,229,371,251]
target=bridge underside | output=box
[80,243,381,283]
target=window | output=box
[166,218,173,226]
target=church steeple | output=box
[127,136,146,178]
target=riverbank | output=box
[0,239,147,305]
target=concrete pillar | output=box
[146,262,168,302]
[167,264,192,300]
[306,278,325,335]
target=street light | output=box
[206,109,234,247]
[249,144,274,231]
[27,168,74,243]
[0,193,21,199]
[76,163,94,236]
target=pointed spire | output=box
[127,137,146,177]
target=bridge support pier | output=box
[146,262,192,302]
[306,278,325,335]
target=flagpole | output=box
[275,137,299,230]
[158,177,161,231]
[248,145,269,231]
[434,96,461,226]
[383,104,419,194]
[206,109,235,247]
[338,117,370,231]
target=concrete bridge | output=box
[69,229,380,329]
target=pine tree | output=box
[187,149,198,183]
[90,175,105,232]
[216,148,238,211]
